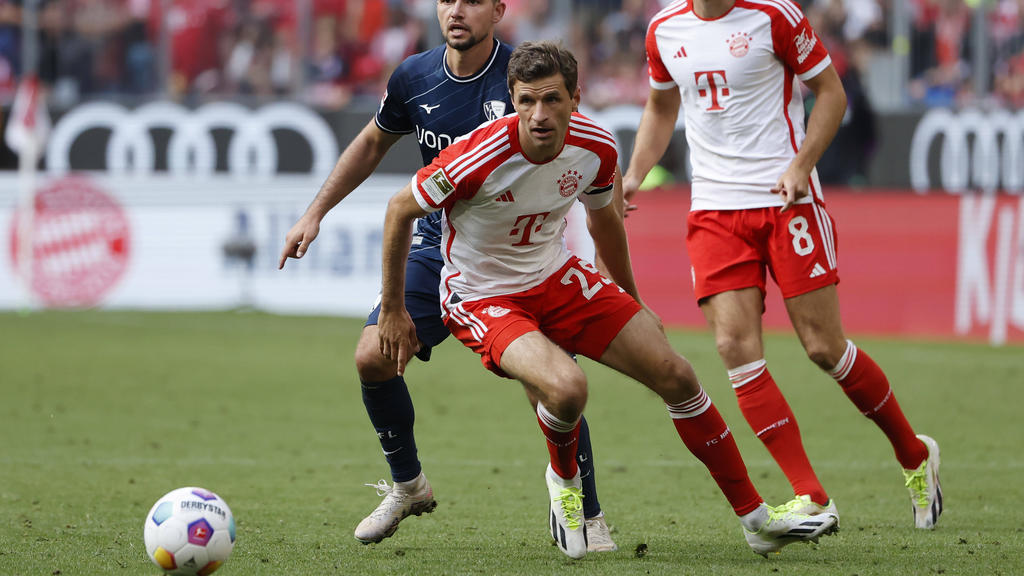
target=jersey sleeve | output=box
[375,65,414,135]
[645,19,676,89]
[577,115,618,211]
[410,137,476,213]
[769,2,831,81]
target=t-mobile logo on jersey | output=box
[694,70,730,111]
[509,212,551,246]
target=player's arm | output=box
[586,188,641,304]
[622,87,680,206]
[278,120,402,268]
[773,64,847,212]
[379,184,430,376]
[589,169,626,276]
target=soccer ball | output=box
[143,487,236,575]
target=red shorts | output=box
[687,204,840,302]
[444,256,642,377]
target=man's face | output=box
[438,0,504,51]
[511,73,579,162]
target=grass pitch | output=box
[1,311,1022,575]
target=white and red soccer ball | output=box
[144,487,236,575]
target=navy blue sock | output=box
[361,376,421,483]
[577,415,602,518]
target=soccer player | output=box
[379,41,838,559]
[623,0,942,529]
[277,0,618,550]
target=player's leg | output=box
[352,259,448,543]
[503,333,590,559]
[785,284,939,528]
[544,255,835,554]
[594,308,838,554]
[447,296,591,559]
[774,202,939,528]
[352,323,437,544]
[689,209,829,508]
[522,382,613,552]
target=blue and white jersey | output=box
[376,39,514,259]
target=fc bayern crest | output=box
[483,100,506,121]
[557,170,582,198]
[728,32,752,57]
[485,305,511,317]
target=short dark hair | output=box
[507,41,578,96]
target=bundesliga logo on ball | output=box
[144,487,236,575]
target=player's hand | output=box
[378,308,421,376]
[622,195,638,218]
[771,165,810,213]
[278,215,321,269]
[622,174,642,218]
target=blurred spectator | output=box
[502,0,561,45]
[576,0,656,108]
[123,0,155,94]
[370,8,424,79]
[0,0,19,98]
[158,0,232,96]
[307,12,350,108]
[806,0,878,186]
[908,0,972,106]
[0,0,1018,110]
[992,0,1024,106]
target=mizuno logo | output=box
[673,45,687,58]
[495,190,515,202]
[809,263,827,278]
[420,103,441,114]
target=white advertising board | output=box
[0,173,595,316]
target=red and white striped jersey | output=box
[645,0,832,210]
[411,112,618,306]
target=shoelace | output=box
[554,487,585,530]
[904,462,929,508]
[763,503,787,527]
[366,479,393,497]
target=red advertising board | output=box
[625,187,1024,345]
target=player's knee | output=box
[804,339,843,371]
[541,373,588,419]
[354,336,396,382]
[653,355,701,401]
[670,357,701,395]
[714,332,755,363]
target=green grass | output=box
[1,311,1022,575]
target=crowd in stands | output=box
[0,0,1021,109]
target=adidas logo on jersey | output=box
[495,190,515,203]
[673,45,687,59]
[809,263,827,278]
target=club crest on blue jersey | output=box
[483,100,507,121]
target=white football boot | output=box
[584,514,618,552]
[742,502,839,556]
[904,434,942,529]
[354,472,437,543]
[545,465,587,559]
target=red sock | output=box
[667,388,762,516]
[536,403,580,479]
[730,360,829,505]
[831,340,927,469]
